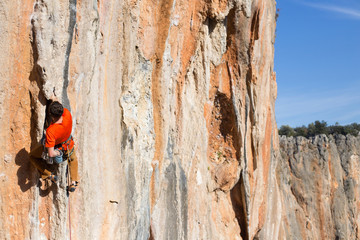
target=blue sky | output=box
[275,0,360,127]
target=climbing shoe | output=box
[48,174,58,183]
[69,181,78,192]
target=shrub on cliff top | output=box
[278,121,360,138]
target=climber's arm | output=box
[45,129,60,157]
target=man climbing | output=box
[29,101,79,192]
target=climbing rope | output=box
[67,164,72,240]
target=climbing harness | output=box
[42,135,74,164]
[55,135,75,160]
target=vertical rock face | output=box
[0,0,280,239]
[278,134,360,240]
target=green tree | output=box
[344,124,358,136]
[351,123,360,132]
[279,121,359,138]
[328,123,345,135]
[314,120,328,135]
[279,125,295,137]
[307,123,316,137]
[294,126,308,137]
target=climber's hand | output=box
[47,147,60,157]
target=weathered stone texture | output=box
[279,134,360,240]
[0,0,280,239]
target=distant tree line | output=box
[278,121,360,138]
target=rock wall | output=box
[0,0,280,239]
[279,134,360,240]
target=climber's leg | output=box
[68,149,79,183]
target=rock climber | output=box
[29,100,79,192]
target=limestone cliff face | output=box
[0,0,279,239]
[279,134,360,240]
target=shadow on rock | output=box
[15,148,36,192]
[38,179,57,197]
[15,148,55,197]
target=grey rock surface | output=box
[278,134,360,240]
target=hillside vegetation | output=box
[278,121,360,137]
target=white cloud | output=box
[335,109,360,123]
[276,85,360,126]
[299,1,360,19]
